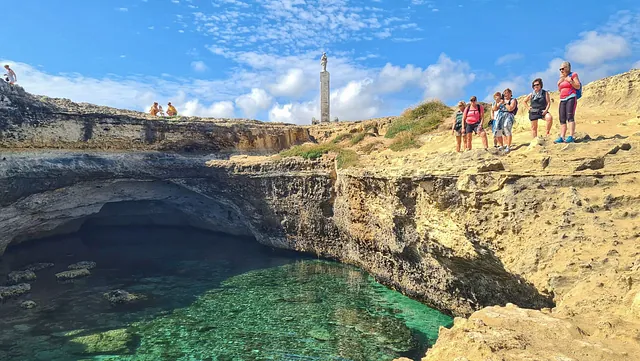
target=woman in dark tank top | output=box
[524,78,553,139]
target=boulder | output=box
[575,157,605,171]
[68,261,97,270]
[20,300,37,309]
[7,270,36,285]
[66,328,136,355]
[0,283,31,300]
[103,290,144,305]
[56,268,91,281]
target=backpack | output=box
[507,99,518,116]
[464,103,483,122]
[454,111,463,130]
[568,72,582,99]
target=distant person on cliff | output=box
[524,78,552,138]
[4,65,17,85]
[452,101,465,152]
[494,89,517,153]
[554,61,581,143]
[461,96,488,151]
[157,105,165,116]
[149,102,160,116]
[490,91,503,149]
[167,102,178,116]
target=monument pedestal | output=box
[320,71,330,123]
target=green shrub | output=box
[336,149,359,169]
[385,100,453,139]
[331,133,352,144]
[350,132,366,145]
[279,143,337,159]
[389,132,419,152]
[361,140,385,154]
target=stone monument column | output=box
[320,52,330,123]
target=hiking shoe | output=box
[554,136,565,144]
[504,146,510,153]
[565,136,575,143]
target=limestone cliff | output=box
[0,81,310,152]
[2,71,640,361]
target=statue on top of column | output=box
[320,52,327,72]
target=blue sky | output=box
[1,0,639,123]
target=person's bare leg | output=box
[480,131,488,149]
[466,134,473,150]
[455,136,461,152]
[569,121,576,137]
[545,113,553,136]
[531,120,538,138]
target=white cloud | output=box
[182,100,235,118]
[495,53,523,65]
[633,60,640,69]
[268,68,309,97]
[116,7,128,12]
[190,61,208,72]
[422,54,475,101]
[565,31,631,66]
[376,63,424,93]
[235,88,273,118]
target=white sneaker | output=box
[504,146,510,153]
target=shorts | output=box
[559,97,577,124]
[465,122,484,135]
[453,128,462,137]
[495,114,514,137]
[529,109,545,121]
[489,119,497,134]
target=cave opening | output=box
[0,198,454,361]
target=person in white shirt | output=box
[4,65,17,85]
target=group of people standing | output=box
[149,102,178,117]
[452,61,582,153]
[3,64,17,85]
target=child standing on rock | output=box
[4,65,17,85]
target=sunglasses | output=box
[559,68,565,71]
[533,83,541,87]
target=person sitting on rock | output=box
[452,101,465,152]
[4,65,17,85]
[462,96,488,151]
[149,102,159,116]
[524,78,553,139]
[167,102,178,116]
[157,105,165,116]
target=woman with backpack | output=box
[524,78,552,139]
[493,89,517,153]
[452,101,465,152]
[461,96,488,151]
[555,61,581,143]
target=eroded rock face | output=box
[0,81,310,152]
[0,151,551,317]
[423,304,632,361]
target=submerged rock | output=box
[103,290,145,305]
[23,262,55,272]
[66,328,136,355]
[20,300,37,309]
[55,268,90,281]
[68,261,97,270]
[0,283,31,300]
[7,270,36,285]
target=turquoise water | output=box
[0,226,453,361]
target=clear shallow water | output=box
[0,226,453,361]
